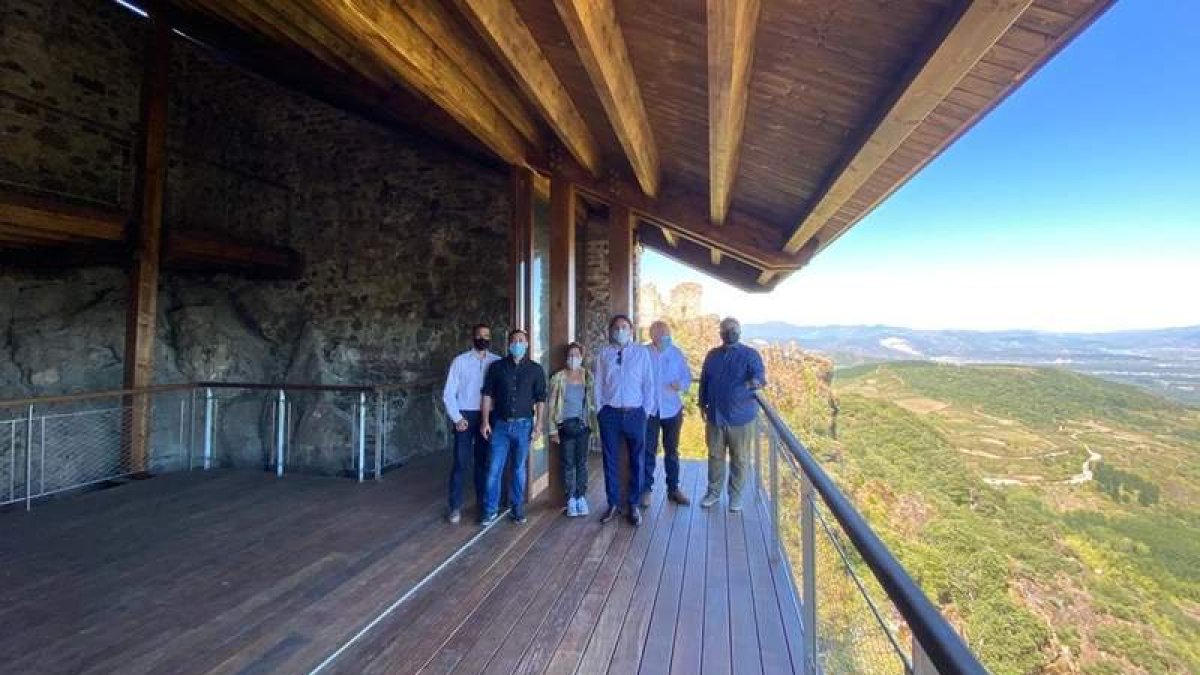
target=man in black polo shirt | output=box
[479,329,547,526]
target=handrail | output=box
[0,379,440,410]
[0,383,197,409]
[754,392,988,675]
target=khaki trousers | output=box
[704,421,754,504]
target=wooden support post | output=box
[546,175,576,506]
[608,203,635,319]
[123,9,170,475]
[509,166,534,333]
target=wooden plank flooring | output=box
[0,456,806,674]
[329,460,806,675]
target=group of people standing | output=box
[441,316,765,528]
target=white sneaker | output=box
[700,493,721,509]
[576,496,589,516]
[566,497,579,517]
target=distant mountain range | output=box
[742,323,1200,404]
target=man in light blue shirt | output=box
[441,323,501,524]
[642,320,692,508]
[594,314,656,526]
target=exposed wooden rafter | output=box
[0,190,301,277]
[661,227,678,247]
[305,0,532,165]
[550,157,801,272]
[554,0,660,196]
[453,0,601,176]
[398,1,541,146]
[707,0,760,225]
[782,0,1032,254]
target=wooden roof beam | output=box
[306,0,532,165]
[782,0,1032,254]
[554,0,661,196]
[661,227,678,247]
[398,2,541,146]
[707,0,760,225]
[550,158,805,273]
[0,189,125,242]
[453,0,600,176]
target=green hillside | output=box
[821,362,1200,674]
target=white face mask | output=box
[567,355,583,370]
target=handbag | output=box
[557,417,589,439]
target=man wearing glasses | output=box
[594,315,656,526]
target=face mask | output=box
[473,337,490,351]
[659,335,672,349]
[510,342,528,360]
[567,355,583,370]
[720,329,740,346]
[612,328,631,345]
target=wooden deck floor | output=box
[0,455,805,674]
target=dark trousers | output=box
[558,419,590,499]
[448,410,489,511]
[645,412,683,492]
[598,406,646,509]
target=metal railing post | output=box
[177,398,186,468]
[357,391,366,483]
[801,474,817,675]
[374,390,384,481]
[769,426,781,563]
[25,404,34,511]
[187,388,197,469]
[275,390,286,478]
[752,415,761,492]
[202,388,214,470]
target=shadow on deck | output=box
[0,455,805,674]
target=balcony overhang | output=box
[147,0,1113,290]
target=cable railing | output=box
[0,380,440,511]
[752,392,988,675]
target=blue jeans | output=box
[645,412,683,492]
[598,406,647,509]
[484,418,532,518]
[448,410,489,511]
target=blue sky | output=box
[643,0,1200,332]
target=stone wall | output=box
[0,0,510,474]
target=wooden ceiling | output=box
[160,0,1113,292]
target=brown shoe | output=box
[668,489,691,506]
[639,490,652,509]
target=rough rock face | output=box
[0,0,509,475]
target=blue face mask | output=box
[612,328,631,346]
[509,342,528,360]
[659,335,672,349]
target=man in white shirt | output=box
[594,314,656,526]
[643,320,693,508]
[441,323,500,524]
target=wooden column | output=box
[123,10,170,474]
[608,203,634,318]
[546,174,576,506]
[509,166,534,333]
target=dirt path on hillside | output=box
[981,431,1101,487]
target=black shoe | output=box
[628,508,642,527]
[600,505,620,524]
[510,511,527,525]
